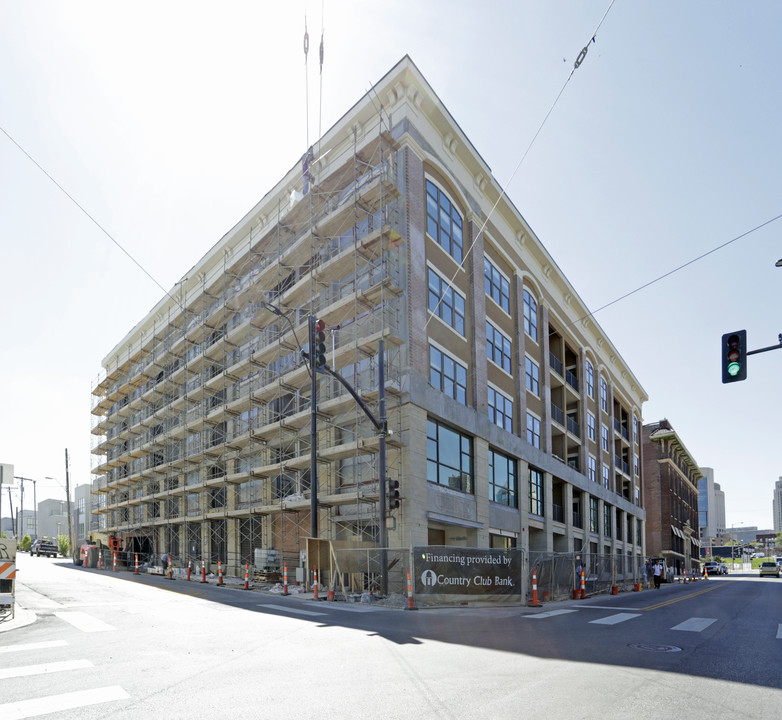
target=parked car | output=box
[703,562,721,576]
[31,536,59,558]
[759,561,780,578]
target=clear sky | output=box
[1,1,780,530]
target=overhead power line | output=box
[0,123,183,312]
[425,0,618,330]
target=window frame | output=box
[428,265,466,336]
[488,384,514,432]
[425,179,464,263]
[525,355,540,396]
[429,343,468,405]
[484,256,511,313]
[426,418,474,494]
[528,467,544,517]
[523,289,538,342]
[486,320,513,373]
[489,448,517,508]
[526,412,541,449]
[586,360,594,398]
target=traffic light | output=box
[311,318,327,371]
[721,330,747,383]
[387,479,400,510]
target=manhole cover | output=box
[628,643,681,653]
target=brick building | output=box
[642,419,702,575]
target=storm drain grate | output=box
[628,643,682,653]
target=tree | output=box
[21,534,32,551]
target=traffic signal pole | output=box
[721,329,782,383]
[305,335,393,595]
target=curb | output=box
[0,606,38,634]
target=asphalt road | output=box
[2,555,781,719]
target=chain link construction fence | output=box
[528,551,646,601]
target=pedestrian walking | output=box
[653,559,664,589]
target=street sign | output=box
[0,463,16,487]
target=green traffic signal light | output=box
[721,330,747,383]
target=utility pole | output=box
[65,449,73,554]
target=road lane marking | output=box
[777,624,782,639]
[0,659,92,680]
[671,617,717,632]
[0,640,68,654]
[524,609,579,619]
[589,613,642,625]
[641,583,726,611]
[53,611,115,633]
[257,603,325,617]
[0,685,129,720]
[578,605,646,611]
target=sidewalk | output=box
[0,605,37,634]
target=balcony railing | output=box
[549,353,563,376]
[551,403,565,426]
[565,369,579,392]
[566,416,580,438]
[572,510,583,528]
[553,504,564,523]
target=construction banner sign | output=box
[414,546,521,603]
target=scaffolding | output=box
[90,107,406,587]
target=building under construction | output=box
[90,56,648,599]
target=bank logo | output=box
[421,569,438,587]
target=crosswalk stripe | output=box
[0,659,92,680]
[671,617,717,632]
[589,613,642,625]
[0,685,129,720]
[53,611,115,633]
[257,603,325,617]
[525,609,579,619]
[0,640,68,655]
[777,624,782,639]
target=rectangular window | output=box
[526,413,541,448]
[489,449,517,507]
[586,360,594,398]
[426,179,463,263]
[523,289,538,342]
[601,425,609,452]
[528,467,544,517]
[600,378,608,412]
[484,257,510,313]
[488,386,513,432]
[427,418,473,493]
[587,412,596,441]
[589,496,599,534]
[634,454,639,477]
[486,321,512,373]
[428,267,466,336]
[602,463,610,489]
[604,505,613,537]
[588,455,597,483]
[525,356,539,396]
[637,519,643,546]
[429,344,467,405]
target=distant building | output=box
[37,499,68,540]
[773,478,782,533]
[642,420,703,575]
[698,467,725,541]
